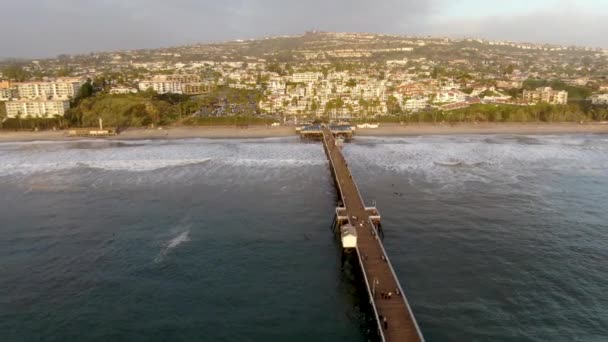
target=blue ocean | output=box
[1,134,607,341]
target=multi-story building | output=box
[15,78,85,100]
[0,80,11,89]
[292,72,323,83]
[396,83,436,97]
[0,88,16,101]
[402,96,429,112]
[523,87,568,104]
[139,80,183,94]
[436,90,467,103]
[161,74,202,83]
[183,83,212,95]
[5,99,70,118]
[138,75,210,94]
[589,94,608,105]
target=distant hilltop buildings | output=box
[2,31,608,124]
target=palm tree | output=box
[54,114,63,129]
[16,112,23,130]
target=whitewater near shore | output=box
[1,122,608,142]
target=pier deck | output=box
[321,126,424,342]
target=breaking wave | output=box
[346,134,608,189]
[2,135,607,192]
[0,138,325,177]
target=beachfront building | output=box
[589,94,608,105]
[0,88,16,101]
[14,78,85,100]
[523,87,568,105]
[436,90,467,103]
[5,99,70,118]
[402,96,429,112]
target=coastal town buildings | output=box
[589,94,608,105]
[436,90,467,103]
[138,74,212,94]
[0,88,15,101]
[496,80,524,89]
[402,96,430,112]
[14,78,85,100]
[3,31,605,123]
[109,86,138,95]
[292,72,323,83]
[523,87,568,105]
[4,99,70,118]
[139,79,183,94]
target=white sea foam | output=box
[0,138,324,176]
[346,135,608,189]
[1,136,607,190]
[155,229,191,263]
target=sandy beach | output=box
[1,123,608,142]
[0,126,297,142]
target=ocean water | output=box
[0,135,607,341]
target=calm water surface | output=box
[1,135,607,341]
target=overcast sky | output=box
[1,0,607,58]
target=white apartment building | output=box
[0,88,15,101]
[590,94,608,105]
[523,87,568,105]
[138,80,183,94]
[138,74,209,94]
[403,96,430,112]
[436,90,467,103]
[292,72,323,83]
[15,78,85,100]
[5,99,70,118]
[268,78,287,95]
[109,86,138,95]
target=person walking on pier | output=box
[383,316,388,330]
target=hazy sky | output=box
[1,0,607,58]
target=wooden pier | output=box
[298,124,354,140]
[321,125,424,342]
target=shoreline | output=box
[1,123,608,142]
[355,122,608,136]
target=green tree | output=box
[2,65,30,81]
[78,80,95,99]
[387,95,400,114]
[431,67,439,79]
